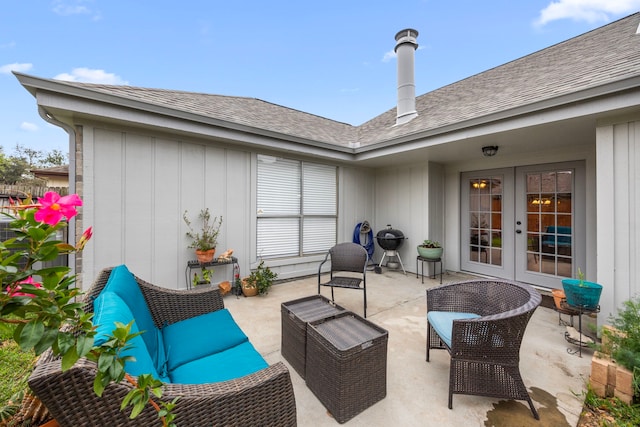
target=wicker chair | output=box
[426,279,541,419]
[318,242,369,317]
[28,267,297,427]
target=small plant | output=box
[419,239,441,248]
[183,208,222,251]
[580,384,640,425]
[602,296,640,398]
[577,267,586,286]
[193,268,213,285]
[244,260,278,295]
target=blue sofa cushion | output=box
[102,265,164,369]
[169,341,268,384]
[427,311,481,348]
[162,308,249,372]
[93,292,168,381]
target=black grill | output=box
[376,225,405,251]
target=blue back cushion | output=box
[169,341,268,384]
[427,311,481,348]
[93,292,168,381]
[162,308,249,372]
[102,265,163,368]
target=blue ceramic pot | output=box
[561,279,602,310]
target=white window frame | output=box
[256,155,337,259]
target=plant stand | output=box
[562,301,599,357]
[416,255,443,284]
[184,257,239,290]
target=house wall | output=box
[79,122,375,289]
[372,162,444,273]
[596,115,640,323]
[37,176,68,187]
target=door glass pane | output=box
[526,170,573,277]
[468,177,502,266]
[527,174,540,192]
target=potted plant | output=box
[241,277,258,297]
[183,208,223,263]
[417,239,443,259]
[193,268,213,286]
[242,260,277,296]
[561,268,602,311]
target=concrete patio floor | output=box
[223,268,593,427]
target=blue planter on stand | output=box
[561,279,602,310]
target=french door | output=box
[461,162,585,289]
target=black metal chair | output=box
[318,242,368,317]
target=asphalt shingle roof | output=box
[45,13,640,148]
[357,12,640,145]
[64,84,358,147]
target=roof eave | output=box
[15,72,358,159]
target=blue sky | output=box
[1,0,639,156]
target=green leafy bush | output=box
[603,296,640,398]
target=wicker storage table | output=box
[305,312,388,423]
[281,295,346,379]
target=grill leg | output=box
[396,252,406,275]
[378,252,387,267]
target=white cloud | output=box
[54,68,128,85]
[20,122,39,132]
[0,63,33,74]
[52,0,91,16]
[535,0,640,26]
[382,49,396,63]
[52,1,102,20]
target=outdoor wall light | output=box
[482,146,499,157]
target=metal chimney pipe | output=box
[394,28,419,125]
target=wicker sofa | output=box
[28,265,297,426]
[426,279,541,419]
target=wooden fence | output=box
[0,185,70,268]
[0,185,69,207]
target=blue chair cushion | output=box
[162,308,249,372]
[427,311,481,348]
[102,265,164,369]
[169,341,268,384]
[93,292,168,382]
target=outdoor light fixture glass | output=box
[482,146,498,157]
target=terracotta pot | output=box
[218,280,231,296]
[195,249,215,263]
[552,289,566,310]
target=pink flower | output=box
[34,192,83,225]
[6,277,43,298]
[76,226,93,250]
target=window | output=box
[257,155,337,258]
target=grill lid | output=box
[376,225,405,250]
